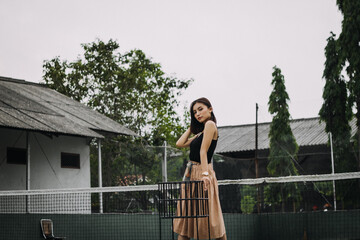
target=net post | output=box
[158,183,162,240]
[162,141,168,182]
[329,132,337,211]
[26,131,31,213]
[97,138,103,213]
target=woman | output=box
[173,97,227,240]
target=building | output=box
[214,117,357,180]
[0,76,138,192]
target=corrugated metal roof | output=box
[216,117,357,154]
[0,76,138,138]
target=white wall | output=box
[0,128,91,190]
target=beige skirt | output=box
[173,163,226,239]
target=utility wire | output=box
[33,133,64,188]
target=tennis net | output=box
[0,172,360,239]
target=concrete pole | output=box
[329,132,337,211]
[255,103,259,179]
[26,132,31,213]
[162,141,168,182]
[255,103,260,213]
[98,138,103,213]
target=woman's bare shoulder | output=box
[204,120,217,133]
[204,120,217,128]
[204,120,218,139]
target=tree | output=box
[43,39,192,187]
[268,66,299,177]
[336,0,360,169]
[319,32,355,173]
[320,6,360,207]
[267,66,299,212]
[319,33,355,209]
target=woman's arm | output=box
[176,128,197,148]
[199,120,217,172]
[199,120,217,191]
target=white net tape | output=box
[0,171,359,196]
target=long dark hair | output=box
[190,97,217,134]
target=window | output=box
[7,147,27,165]
[61,152,80,169]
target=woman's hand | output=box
[201,176,211,191]
[176,128,197,148]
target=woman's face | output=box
[192,102,212,123]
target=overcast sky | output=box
[0,0,343,126]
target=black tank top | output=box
[189,133,218,163]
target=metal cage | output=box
[158,181,211,240]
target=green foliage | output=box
[239,185,257,214]
[43,39,192,144]
[43,39,192,186]
[264,183,301,212]
[267,66,299,177]
[267,66,299,211]
[336,0,360,169]
[319,33,355,173]
[320,1,360,207]
[241,195,256,214]
[314,181,333,196]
